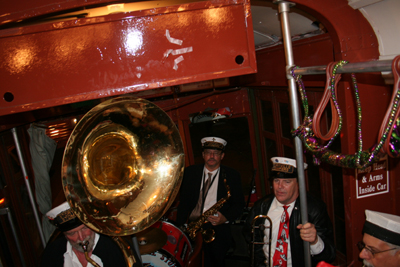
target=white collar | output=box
[271,197,296,211]
[204,167,219,175]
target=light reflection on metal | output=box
[124,28,143,56]
[13,48,32,72]
[7,42,36,74]
[62,97,185,236]
[53,33,88,70]
[156,162,171,178]
[205,7,226,25]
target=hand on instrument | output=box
[207,211,227,226]
[297,222,318,245]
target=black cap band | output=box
[270,170,298,179]
[363,221,400,246]
[202,142,225,151]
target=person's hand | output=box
[297,222,318,245]
[207,211,227,226]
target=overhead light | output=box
[107,4,125,13]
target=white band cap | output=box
[201,137,227,150]
[46,201,71,219]
[366,209,400,234]
[271,157,308,169]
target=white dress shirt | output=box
[262,198,324,267]
[202,168,219,212]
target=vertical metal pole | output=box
[275,1,312,266]
[11,128,46,248]
[0,207,27,267]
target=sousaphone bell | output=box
[61,96,185,265]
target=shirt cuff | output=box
[310,235,324,255]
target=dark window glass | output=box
[332,164,345,254]
[0,157,5,189]
[280,102,292,139]
[283,145,295,159]
[309,105,315,117]
[330,137,345,255]
[261,100,274,133]
[265,138,277,162]
[305,153,321,200]
[265,138,277,191]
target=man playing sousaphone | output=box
[40,201,142,267]
[176,136,245,267]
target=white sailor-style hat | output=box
[363,210,400,246]
[46,201,83,232]
[201,137,227,151]
[270,157,308,179]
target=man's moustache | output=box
[78,237,92,251]
[362,260,373,267]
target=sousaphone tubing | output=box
[62,96,185,236]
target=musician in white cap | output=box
[358,210,400,267]
[40,201,140,267]
[243,157,336,267]
[177,136,245,267]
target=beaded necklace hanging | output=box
[378,55,400,158]
[291,60,400,169]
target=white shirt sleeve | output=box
[310,235,325,255]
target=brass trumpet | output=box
[251,215,272,267]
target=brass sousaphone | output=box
[61,97,185,265]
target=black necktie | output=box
[189,172,212,220]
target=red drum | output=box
[142,221,192,267]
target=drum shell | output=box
[142,221,192,267]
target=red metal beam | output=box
[0,0,161,25]
[0,0,256,116]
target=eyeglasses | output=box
[357,241,398,257]
[204,151,222,156]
